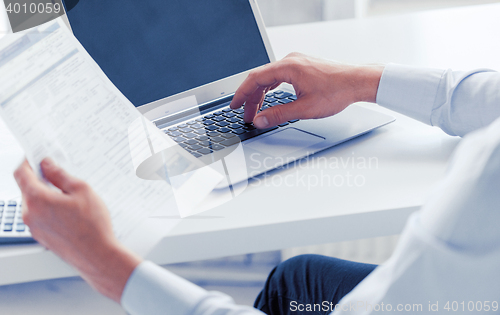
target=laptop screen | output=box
[62,0,270,107]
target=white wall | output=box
[256,0,500,26]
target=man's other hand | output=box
[230,53,384,128]
[14,158,141,303]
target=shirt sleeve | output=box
[376,64,500,137]
[121,261,265,315]
[332,109,500,315]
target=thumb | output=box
[253,98,310,128]
[41,158,82,193]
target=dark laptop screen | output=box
[62,0,270,107]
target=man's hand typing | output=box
[229,53,384,128]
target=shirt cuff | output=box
[376,63,445,125]
[121,261,208,315]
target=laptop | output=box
[62,0,395,188]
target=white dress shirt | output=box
[121,64,500,315]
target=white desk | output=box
[3,3,500,286]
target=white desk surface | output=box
[2,3,500,286]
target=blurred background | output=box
[258,0,500,26]
[1,0,499,314]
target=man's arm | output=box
[231,53,500,137]
[122,261,262,315]
[377,64,500,136]
[332,90,500,315]
[14,159,141,302]
[14,158,265,315]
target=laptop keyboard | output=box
[0,90,298,245]
[163,90,299,157]
[0,199,35,244]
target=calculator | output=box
[0,198,36,244]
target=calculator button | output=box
[169,131,182,137]
[221,133,237,139]
[188,144,203,151]
[194,129,208,135]
[183,133,198,139]
[279,99,293,104]
[196,136,210,141]
[210,136,226,143]
[197,148,213,155]
[216,121,230,127]
[4,218,14,224]
[198,140,212,147]
[232,129,246,135]
[211,144,225,151]
[191,123,204,129]
[206,131,220,137]
[174,136,187,143]
[273,91,293,99]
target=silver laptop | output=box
[63,0,394,188]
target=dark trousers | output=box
[254,254,377,315]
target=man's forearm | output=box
[352,65,384,104]
[78,241,142,303]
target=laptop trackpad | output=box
[246,128,325,157]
